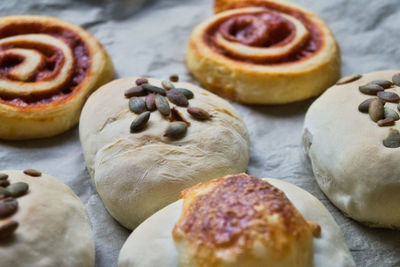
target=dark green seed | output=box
[142,84,166,96]
[175,88,194,99]
[369,80,393,89]
[383,128,400,148]
[336,74,362,85]
[392,73,400,86]
[169,74,179,82]
[0,198,18,218]
[161,80,175,90]
[164,122,187,139]
[0,173,8,180]
[135,78,148,86]
[384,107,399,121]
[0,180,10,187]
[145,94,156,111]
[155,95,170,116]
[187,107,211,120]
[129,97,146,114]
[167,89,188,107]
[23,169,41,177]
[358,98,375,113]
[377,91,400,103]
[130,111,150,133]
[369,98,384,122]
[0,188,11,199]
[359,84,384,95]
[124,86,147,98]
[6,182,29,198]
[0,220,18,240]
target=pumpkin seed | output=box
[377,91,400,103]
[170,107,190,126]
[359,83,384,95]
[0,173,8,180]
[377,117,395,127]
[167,89,188,107]
[384,107,400,121]
[155,95,170,116]
[130,111,150,133]
[392,73,400,86]
[23,169,41,177]
[135,78,148,86]
[358,98,375,113]
[383,128,400,148]
[369,79,393,89]
[0,180,10,187]
[187,107,211,120]
[175,88,194,99]
[0,198,18,218]
[161,80,175,90]
[142,84,166,96]
[164,122,187,139]
[0,188,11,199]
[169,74,179,82]
[336,74,362,85]
[129,97,146,114]
[369,98,384,122]
[0,220,18,240]
[145,94,156,111]
[6,182,29,198]
[124,86,147,98]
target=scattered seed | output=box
[164,122,187,139]
[0,173,8,180]
[0,188,11,199]
[145,94,156,111]
[175,88,194,99]
[23,169,41,177]
[392,73,400,86]
[0,198,18,218]
[369,98,384,122]
[358,98,375,113]
[336,74,362,85]
[377,117,395,127]
[383,128,400,147]
[130,111,150,133]
[170,107,190,126]
[135,78,148,86]
[129,97,146,114]
[0,180,10,187]
[155,95,170,116]
[359,83,384,95]
[0,220,18,240]
[124,86,147,98]
[142,84,166,96]
[369,80,393,89]
[187,107,211,120]
[169,74,179,82]
[6,182,29,198]
[161,80,175,90]
[384,107,400,121]
[377,91,400,103]
[167,89,189,107]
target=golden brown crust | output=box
[0,15,114,140]
[173,174,316,267]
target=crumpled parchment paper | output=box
[0,0,399,266]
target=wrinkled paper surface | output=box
[0,0,399,266]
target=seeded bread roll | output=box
[303,70,400,229]
[118,174,354,267]
[0,170,94,267]
[79,78,250,230]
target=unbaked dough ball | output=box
[80,78,250,229]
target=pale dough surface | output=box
[0,170,94,267]
[118,178,355,267]
[80,78,250,229]
[303,70,400,228]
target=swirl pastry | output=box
[119,174,354,267]
[303,70,400,229]
[0,170,94,266]
[0,15,113,140]
[186,0,340,104]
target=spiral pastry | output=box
[0,15,113,140]
[187,0,340,104]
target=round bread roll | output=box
[80,77,250,230]
[0,15,114,140]
[186,0,340,104]
[118,174,354,267]
[303,70,400,229]
[0,170,94,266]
